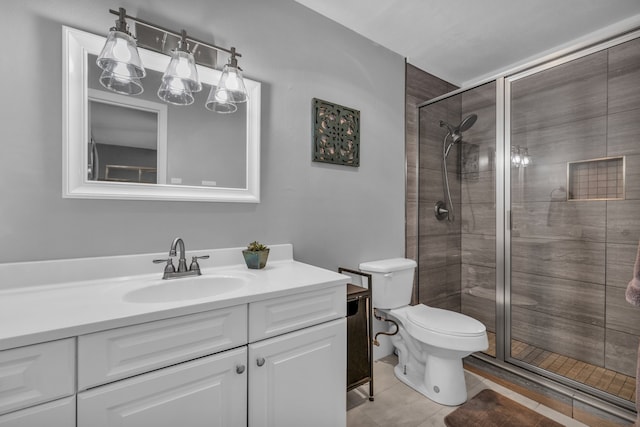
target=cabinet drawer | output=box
[77,347,247,427]
[78,305,247,390]
[249,285,345,342]
[0,339,75,416]
[0,396,75,427]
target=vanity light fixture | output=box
[157,30,201,106]
[98,7,248,112]
[213,48,248,103]
[205,48,246,113]
[205,86,238,113]
[96,7,145,95]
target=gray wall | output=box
[0,0,406,269]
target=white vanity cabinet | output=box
[0,248,348,427]
[72,284,346,427]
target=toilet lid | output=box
[406,305,486,337]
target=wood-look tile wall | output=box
[510,37,640,379]
[405,64,456,304]
[418,94,462,310]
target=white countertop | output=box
[0,244,349,350]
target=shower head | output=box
[458,114,477,133]
[441,113,478,145]
[439,113,479,222]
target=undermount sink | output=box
[124,274,249,303]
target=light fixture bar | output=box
[108,8,241,58]
[100,7,249,112]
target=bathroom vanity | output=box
[0,244,347,427]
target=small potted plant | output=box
[242,241,270,269]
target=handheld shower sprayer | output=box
[440,114,478,155]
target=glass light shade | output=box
[96,30,145,78]
[157,77,194,105]
[162,50,201,92]
[205,86,237,113]
[99,68,143,95]
[214,63,248,103]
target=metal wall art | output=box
[312,98,360,167]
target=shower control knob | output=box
[256,357,265,367]
[434,201,449,221]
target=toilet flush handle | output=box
[384,272,393,278]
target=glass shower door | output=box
[507,38,640,404]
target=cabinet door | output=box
[78,347,247,427]
[0,339,75,415]
[0,397,74,427]
[249,318,346,427]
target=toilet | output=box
[359,258,488,406]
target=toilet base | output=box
[393,353,468,406]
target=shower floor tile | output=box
[483,331,636,402]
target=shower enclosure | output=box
[413,31,640,413]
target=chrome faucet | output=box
[153,238,209,279]
[170,237,188,273]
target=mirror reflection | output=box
[89,90,161,184]
[88,55,247,188]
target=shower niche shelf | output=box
[567,156,625,201]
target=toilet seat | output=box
[405,304,486,337]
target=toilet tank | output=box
[359,258,417,309]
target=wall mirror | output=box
[63,26,261,202]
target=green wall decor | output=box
[312,98,360,167]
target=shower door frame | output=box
[416,26,640,413]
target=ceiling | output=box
[295,0,640,87]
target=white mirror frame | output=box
[62,26,261,202]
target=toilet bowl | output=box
[359,258,488,406]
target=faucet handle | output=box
[189,255,210,274]
[153,258,176,274]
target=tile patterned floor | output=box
[484,331,636,402]
[347,355,588,427]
